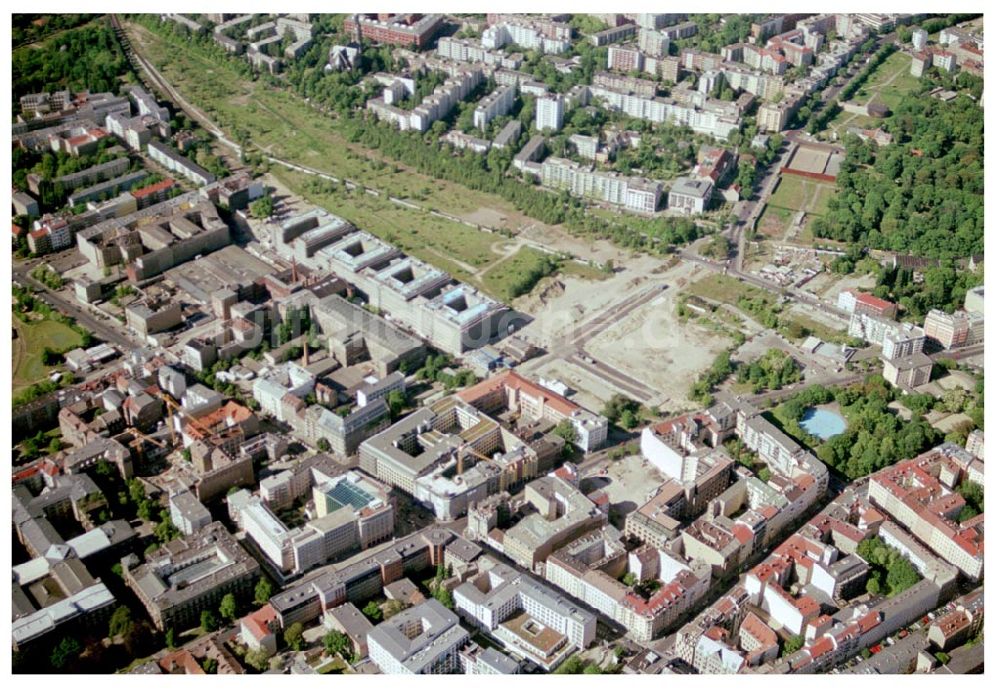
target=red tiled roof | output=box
[241,604,277,642]
[132,178,175,199]
[740,612,778,646]
[158,649,204,674]
[587,490,609,506]
[12,463,44,484]
[456,370,583,418]
[852,291,896,312]
[733,524,755,545]
[807,636,835,659]
[795,595,821,616]
[705,626,727,641]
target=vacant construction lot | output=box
[757,204,793,238]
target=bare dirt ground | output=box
[513,253,676,348]
[785,302,850,333]
[463,207,513,229]
[801,271,878,303]
[788,146,830,174]
[515,260,732,413]
[584,289,733,412]
[519,222,634,266]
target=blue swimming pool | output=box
[799,407,847,440]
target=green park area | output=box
[844,50,923,111]
[13,316,85,397]
[768,174,835,215]
[480,247,559,303]
[827,51,923,137]
[756,174,836,243]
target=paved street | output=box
[13,262,142,349]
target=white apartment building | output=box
[540,157,662,213]
[638,28,671,57]
[535,94,565,131]
[483,22,572,54]
[848,313,926,360]
[252,362,315,423]
[454,560,596,670]
[473,85,517,131]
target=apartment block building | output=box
[485,20,573,54]
[607,45,644,73]
[535,94,565,131]
[456,370,608,452]
[540,156,663,213]
[837,289,898,319]
[882,352,933,392]
[638,28,671,56]
[147,141,215,186]
[848,312,926,360]
[437,37,522,70]
[473,85,517,131]
[868,449,984,580]
[668,177,713,214]
[923,309,984,350]
[234,469,394,577]
[344,14,443,50]
[545,529,712,641]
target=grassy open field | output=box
[274,168,571,302]
[757,204,792,238]
[13,317,85,395]
[272,168,502,284]
[768,174,836,215]
[826,110,881,139]
[687,274,777,307]
[480,247,556,303]
[845,50,923,111]
[128,21,542,226]
[559,261,613,281]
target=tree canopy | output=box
[814,92,983,261]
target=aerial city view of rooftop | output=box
[7,7,986,679]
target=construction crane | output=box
[124,426,169,467]
[160,390,213,446]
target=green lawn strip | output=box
[13,317,85,393]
